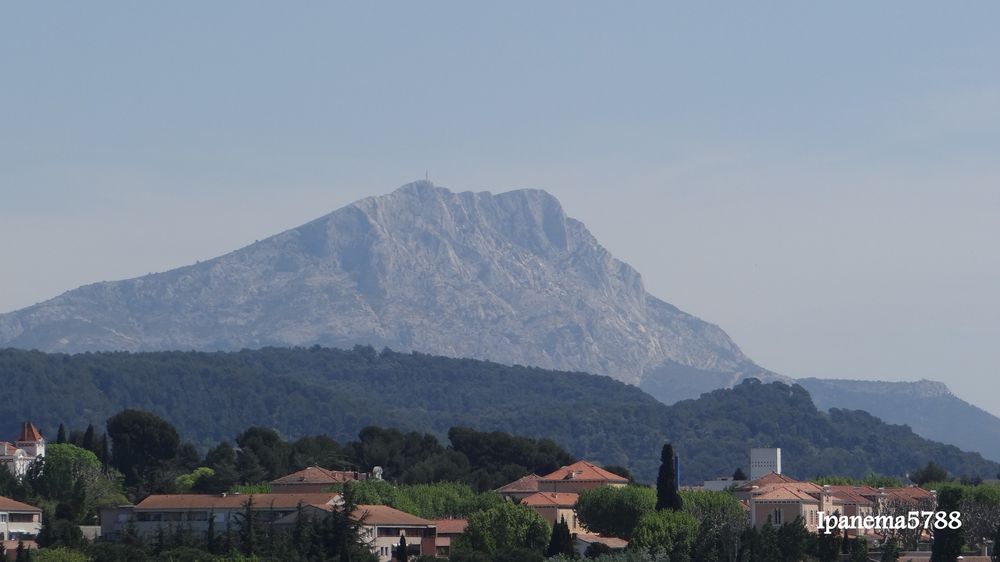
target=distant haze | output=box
[2,4,997,414]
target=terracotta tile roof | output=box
[825,486,874,506]
[496,474,541,494]
[431,519,468,535]
[734,472,800,491]
[521,492,579,507]
[0,442,15,456]
[879,486,935,505]
[17,422,42,443]
[0,496,42,512]
[752,487,819,503]
[353,505,434,527]
[135,493,339,511]
[540,461,628,484]
[271,466,361,485]
[575,534,628,549]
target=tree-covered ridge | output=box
[0,346,996,483]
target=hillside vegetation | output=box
[1,346,995,483]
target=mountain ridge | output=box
[3,181,998,462]
[0,181,770,392]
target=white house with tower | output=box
[0,422,46,478]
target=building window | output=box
[772,509,782,525]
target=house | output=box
[270,466,367,494]
[734,473,835,532]
[292,503,438,561]
[0,496,42,543]
[99,492,341,539]
[495,474,541,502]
[100,493,437,562]
[430,518,467,558]
[521,492,584,534]
[537,461,628,494]
[0,423,45,479]
[352,505,436,561]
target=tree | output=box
[681,490,748,562]
[849,538,869,562]
[911,461,950,486]
[656,444,682,511]
[546,516,576,558]
[881,537,901,562]
[931,486,965,562]
[460,501,550,555]
[106,409,180,491]
[26,443,127,523]
[775,518,811,562]
[56,424,67,444]
[394,535,408,561]
[630,509,699,560]
[236,496,259,555]
[81,424,96,453]
[575,485,655,539]
[733,467,747,481]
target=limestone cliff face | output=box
[0,181,762,388]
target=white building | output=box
[0,422,46,479]
[0,496,43,542]
[749,448,781,480]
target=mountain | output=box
[0,347,996,484]
[3,181,998,462]
[0,181,775,398]
[798,378,1000,463]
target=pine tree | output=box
[655,443,682,511]
[56,424,67,444]
[733,467,747,481]
[546,516,575,558]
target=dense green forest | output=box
[0,346,996,483]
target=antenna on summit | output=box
[425,170,429,182]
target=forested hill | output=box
[1,346,995,483]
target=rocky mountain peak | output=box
[0,182,761,392]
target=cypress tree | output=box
[395,535,408,561]
[82,424,96,453]
[655,443,682,511]
[56,424,66,444]
[733,467,747,481]
[546,516,575,558]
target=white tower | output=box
[749,448,781,480]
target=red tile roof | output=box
[0,496,42,512]
[353,505,435,527]
[496,474,541,494]
[521,492,579,507]
[432,519,468,535]
[752,487,819,503]
[136,493,339,511]
[271,466,362,485]
[0,442,15,456]
[17,422,42,443]
[734,472,800,491]
[540,461,628,484]
[825,486,874,506]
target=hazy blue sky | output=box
[2,3,998,414]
